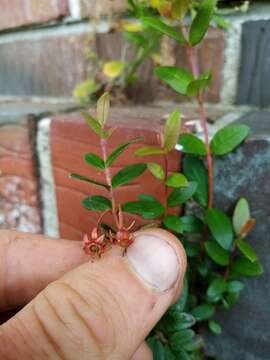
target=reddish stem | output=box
[183,41,213,207]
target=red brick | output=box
[79,0,126,18]
[0,0,68,31]
[50,107,182,240]
[0,124,41,233]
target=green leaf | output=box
[191,303,215,321]
[184,240,200,257]
[236,238,258,262]
[164,110,181,152]
[210,124,250,156]
[73,79,97,99]
[205,208,233,250]
[166,173,188,188]
[147,337,166,360]
[106,137,143,167]
[102,61,125,78]
[81,112,104,137]
[183,155,208,207]
[205,240,230,266]
[189,0,217,46]
[82,196,112,211]
[164,346,176,360]
[163,214,183,233]
[96,92,110,127]
[155,66,193,95]
[147,162,165,180]
[124,32,148,47]
[207,278,227,300]
[171,312,196,331]
[180,215,204,233]
[233,198,250,236]
[141,16,186,44]
[178,133,207,156]
[170,330,195,350]
[167,181,197,207]
[70,173,109,190]
[186,71,212,97]
[172,277,188,312]
[182,336,204,352]
[226,280,245,294]
[208,320,222,335]
[230,257,264,277]
[111,163,146,188]
[135,146,165,156]
[213,15,231,30]
[84,153,105,170]
[122,195,165,219]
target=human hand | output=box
[0,228,186,359]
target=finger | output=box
[131,342,153,360]
[0,230,88,311]
[0,228,186,360]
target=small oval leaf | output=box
[155,66,193,95]
[164,110,181,152]
[82,196,112,211]
[236,238,258,263]
[205,240,230,266]
[167,181,197,207]
[166,173,188,188]
[111,163,146,188]
[135,146,165,156]
[178,133,207,156]
[163,214,183,233]
[233,198,250,236]
[96,92,110,127]
[84,153,105,170]
[205,208,233,250]
[147,162,165,180]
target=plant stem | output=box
[182,26,214,208]
[100,138,118,222]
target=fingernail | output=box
[126,231,180,291]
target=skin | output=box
[0,229,186,359]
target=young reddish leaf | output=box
[155,66,193,95]
[82,196,112,211]
[167,181,197,207]
[236,238,258,263]
[230,257,264,277]
[106,137,143,167]
[147,162,165,180]
[166,173,188,188]
[210,124,250,156]
[111,163,147,188]
[189,0,217,46]
[178,133,207,156]
[96,92,110,127]
[135,146,165,156]
[70,173,109,190]
[84,153,105,170]
[233,198,250,236]
[183,155,208,207]
[205,240,230,266]
[164,110,181,152]
[141,16,186,44]
[163,214,183,233]
[205,208,233,250]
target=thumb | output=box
[0,229,186,359]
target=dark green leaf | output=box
[141,16,186,44]
[164,110,181,152]
[182,336,204,351]
[106,137,143,167]
[186,71,212,97]
[208,320,222,335]
[163,214,183,233]
[233,198,250,236]
[111,163,146,188]
[230,257,263,277]
[180,215,204,233]
[82,196,112,211]
[191,303,215,321]
[172,277,188,312]
[178,133,207,156]
[210,124,250,156]
[147,337,165,360]
[122,195,165,219]
[171,312,196,331]
[205,208,233,250]
[164,346,176,360]
[170,330,195,350]
[135,146,165,156]
[205,240,230,266]
[96,92,110,127]
[183,240,200,257]
[155,66,193,95]
[167,181,197,207]
[147,162,165,180]
[207,277,226,299]
[70,173,109,190]
[84,153,105,170]
[189,0,217,46]
[236,238,258,263]
[183,155,208,207]
[166,173,188,188]
[226,280,245,294]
